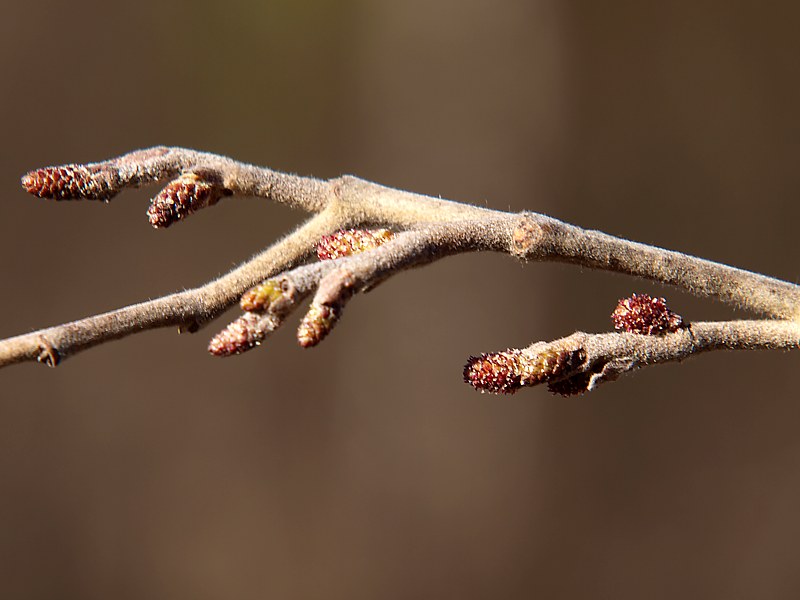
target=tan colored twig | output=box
[2,147,798,394]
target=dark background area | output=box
[1,1,798,598]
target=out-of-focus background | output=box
[1,1,798,598]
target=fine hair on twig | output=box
[3,146,798,395]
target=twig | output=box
[464,320,800,395]
[0,210,340,367]
[2,147,798,395]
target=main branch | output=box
[2,147,797,395]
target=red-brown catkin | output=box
[612,293,684,335]
[464,347,585,395]
[463,350,525,394]
[208,313,267,356]
[147,173,227,228]
[21,165,113,200]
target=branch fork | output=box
[2,147,797,395]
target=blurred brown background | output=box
[1,1,799,598]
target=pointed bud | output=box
[21,165,114,200]
[612,293,684,335]
[317,228,394,260]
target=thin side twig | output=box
[0,210,341,367]
[465,320,800,395]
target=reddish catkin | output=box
[317,229,395,260]
[208,313,270,356]
[463,347,585,395]
[147,172,228,228]
[21,165,114,200]
[612,293,684,335]
[463,349,525,394]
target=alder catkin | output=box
[21,165,113,200]
[297,304,340,348]
[208,313,268,356]
[317,229,394,260]
[147,172,227,228]
[463,347,585,395]
[612,293,684,335]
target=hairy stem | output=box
[3,146,798,384]
[518,216,800,319]
[466,320,800,395]
[0,210,340,367]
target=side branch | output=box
[465,319,800,395]
[0,210,341,367]
[22,146,333,227]
[209,220,518,353]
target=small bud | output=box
[240,280,285,312]
[208,312,273,356]
[317,228,394,261]
[147,172,227,228]
[612,293,684,335]
[464,347,585,395]
[21,165,113,200]
[297,304,340,348]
